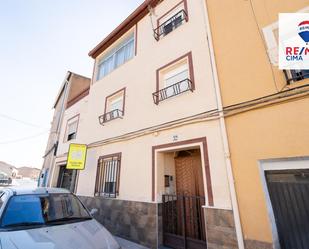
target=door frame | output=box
[259,156,309,249]
[152,137,213,205]
[56,164,79,193]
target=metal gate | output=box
[162,194,206,249]
[266,170,309,249]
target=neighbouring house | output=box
[17,167,40,179]
[40,71,91,189]
[205,1,309,249]
[0,161,18,178]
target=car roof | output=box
[1,187,71,196]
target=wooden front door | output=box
[162,150,206,249]
[175,150,205,197]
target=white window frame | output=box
[109,96,123,112]
[96,33,135,80]
[65,116,79,142]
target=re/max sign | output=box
[285,47,309,61]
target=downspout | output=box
[48,73,71,187]
[200,1,245,248]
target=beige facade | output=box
[205,0,309,248]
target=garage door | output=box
[266,170,309,249]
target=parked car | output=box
[0,172,12,186]
[0,187,120,249]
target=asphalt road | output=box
[0,178,38,189]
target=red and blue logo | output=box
[284,20,309,62]
[298,20,309,44]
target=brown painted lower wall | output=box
[79,196,158,248]
[205,207,274,249]
[205,207,238,249]
[244,239,273,249]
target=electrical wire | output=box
[88,84,309,148]
[248,0,280,92]
[0,130,49,145]
[0,113,47,128]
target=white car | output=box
[0,187,120,249]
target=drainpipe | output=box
[200,1,245,249]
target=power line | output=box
[0,113,47,128]
[0,130,49,145]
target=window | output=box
[161,10,186,36]
[97,33,135,80]
[153,52,194,104]
[154,1,188,40]
[0,194,90,230]
[64,115,79,142]
[284,69,309,84]
[262,7,309,84]
[99,88,125,125]
[95,153,121,198]
[164,64,189,98]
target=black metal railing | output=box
[284,69,309,84]
[154,9,188,41]
[94,156,120,198]
[153,78,193,104]
[162,194,206,249]
[99,109,123,125]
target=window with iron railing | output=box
[99,90,125,125]
[154,9,188,41]
[154,59,194,104]
[95,154,121,198]
[99,109,123,125]
[284,69,309,84]
[153,78,193,104]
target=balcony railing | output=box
[284,70,309,84]
[99,109,123,125]
[154,9,188,41]
[152,78,194,104]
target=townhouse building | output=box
[205,1,309,249]
[42,0,244,248]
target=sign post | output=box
[66,144,87,170]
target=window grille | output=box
[95,154,121,198]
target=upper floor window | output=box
[96,33,135,80]
[99,88,125,125]
[153,52,194,104]
[262,7,309,85]
[64,115,79,142]
[95,153,121,198]
[154,1,188,41]
[284,69,309,84]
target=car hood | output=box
[0,219,119,249]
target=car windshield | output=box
[0,193,91,229]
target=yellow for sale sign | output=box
[66,144,87,170]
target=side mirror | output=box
[90,208,98,216]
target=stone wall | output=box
[244,239,273,249]
[79,196,158,248]
[205,207,238,249]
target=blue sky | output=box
[0,0,143,168]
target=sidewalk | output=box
[114,236,150,249]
